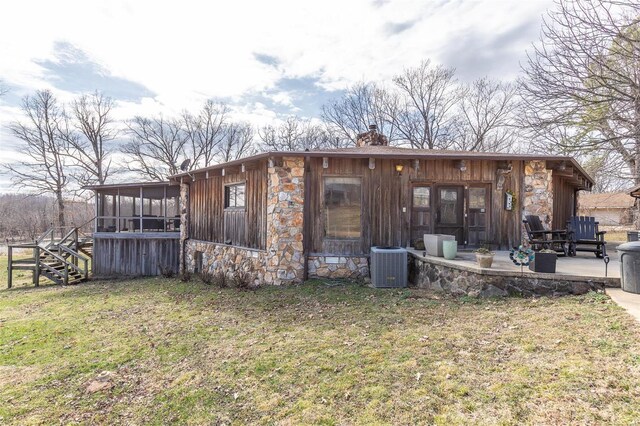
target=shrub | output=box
[201,271,229,288]
[232,270,255,290]
[180,271,192,282]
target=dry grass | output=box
[1,278,639,424]
[605,231,628,243]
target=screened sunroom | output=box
[84,182,181,277]
[89,182,181,234]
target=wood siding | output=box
[553,175,577,230]
[188,162,267,250]
[305,157,523,254]
[93,234,179,276]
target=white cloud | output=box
[0,0,554,191]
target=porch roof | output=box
[83,181,174,190]
[168,146,594,189]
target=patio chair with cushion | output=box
[566,216,607,258]
[523,215,570,256]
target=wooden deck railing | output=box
[6,223,93,288]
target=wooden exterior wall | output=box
[188,162,267,250]
[93,234,179,276]
[305,157,524,255]
[553,175,577,230]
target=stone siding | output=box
[179,182,189,275]
[523,160,554,227]
[185,240,266,285]
[264,157,305,284]
[308,256,369,280]
[409,255,611,297]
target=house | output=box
[165,127,594,285]
[578,192,636,226]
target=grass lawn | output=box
[1,278,640,424]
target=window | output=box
[469,187,487,210]
[225,183,245,208]
[413,187,430,208]
[324,177,361,239]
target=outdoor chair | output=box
[523,215,570,256]
[566,216,607,258]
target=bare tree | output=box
[581,152,631,193]
[3,90,70,226]
[121,116,187,181]
[392,59,459,149]
[217,122,256,162]
[520,0,640,188]
[183,100,229,169]
[0,194,54,241]
[66,91,116,187]
[258,116,337,151]
[322,82,399,144]
[259,116,306,151]
[454,78,518,152]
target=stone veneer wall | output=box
[185,240,266,285]
[409,255,614,297]
[179,157,305,285]
[264,157,305,284]
[308,256,369,280]
[523,160,554,227]
[179,182,189,275]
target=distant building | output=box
[578,192,636,226]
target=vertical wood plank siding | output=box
[93,236,180,276]
[306,157,524,254]
[188,161,267,250]
[552,175,576,230]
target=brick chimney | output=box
[356,124,389,147]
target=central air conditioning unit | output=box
[370,246,408,288]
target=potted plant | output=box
[529,249,557,273]
[474,247,495,268]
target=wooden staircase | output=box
[7,226,93,288]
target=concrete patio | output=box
[408,248,619,279]
[408,244,622,297]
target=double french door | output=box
[411,184,489,248]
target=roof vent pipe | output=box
[369,124,377,131]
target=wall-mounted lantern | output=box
[395,163,404,175]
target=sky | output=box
[0,0,554,192]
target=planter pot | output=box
[529,252,557,273]
[442,240,457,260]
[475,253,494,268]
[423,234,455,257]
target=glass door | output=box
[410,185,431,245]
[434,186,464,244]
[467,185,490,247]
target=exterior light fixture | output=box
[395,163,404,175]
[456,160,467,171]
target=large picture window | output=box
[324,177,361,239]
[225,183,245,208]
